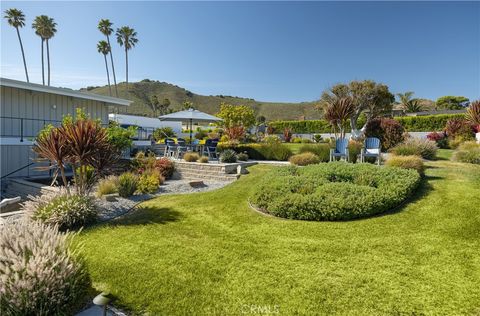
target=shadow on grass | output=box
[110,206,182,226]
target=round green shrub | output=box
[250,162,420,221]
[118,172,138,197]
[0,221,90,315]
[220,149,238,163]
[23,192,97,231]
[289,153,320,166]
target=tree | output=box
[404,99,423,113]
[150,95,160,116]
[216,103,255,129]
[4,8,29,82]
[436,96,470,110]
[159,98,171,115]
[32,15,56,86]
[98,19,118,97]
[182,101,194,110]
[323,97,356,139]
[116,26,138,90]
[97,41,112,96]
[319,80,394,139]
[396,92,423,113]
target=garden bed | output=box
[250,162,421,221]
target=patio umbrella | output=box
[158,108,222,143]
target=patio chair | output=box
[330,138,349,162]
[164,139,177,158]
[176,138,189,159]
[203,139,219,160]
[360,137,381,165]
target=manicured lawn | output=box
[79,155,480,315]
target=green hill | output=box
[82,79,321,121]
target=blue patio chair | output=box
[164,139,177,158]
[360,137,381,165]
[330,138,349,162]
[203,139,219,160]
[176,138,189,159]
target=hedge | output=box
[250,162,420,221]
[269,114,465,133]
[218,143,293,161]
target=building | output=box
[0,78,131,179]
[109,113,183,142]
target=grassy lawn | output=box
[79,154,480,315]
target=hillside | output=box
[83,79,321,121]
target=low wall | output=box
[286,132,431,140]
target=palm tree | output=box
[4,8,29,82]
[396,91,414,108]
[116,26,138,91]
[97,40,112,96]
[32,15,56,86]
[98,19,118,97]
[404,99,423,113]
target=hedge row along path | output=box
[79,151,480,315]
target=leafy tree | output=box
[436,96,470,110]
[116,26,138,90]
[97,40,112,96]
[216,103,255,129]
[153,127,176,140]
[256,115,266,124]
[159,98,171,115]
[98,19,118,97]
[182,101,195,110]
[4,8,29,82]
[319,80,394,138]
[106,121,137,152]
[150,95,160,116]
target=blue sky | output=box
[1,1,479,102]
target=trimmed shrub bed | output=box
[250,162,420,221]
[218,143,293,161]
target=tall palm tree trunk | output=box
[106,35,118,97]
[125,47,128,91]
[41,39,45,85]
[46,39,51,86]
[16,27,29,82]
[104,54,112,96]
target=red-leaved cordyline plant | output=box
[33,127,71,194]
[33,113,119,196]
[324,97,356,139]
[466,100,480,132]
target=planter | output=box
[476,132,480,144]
